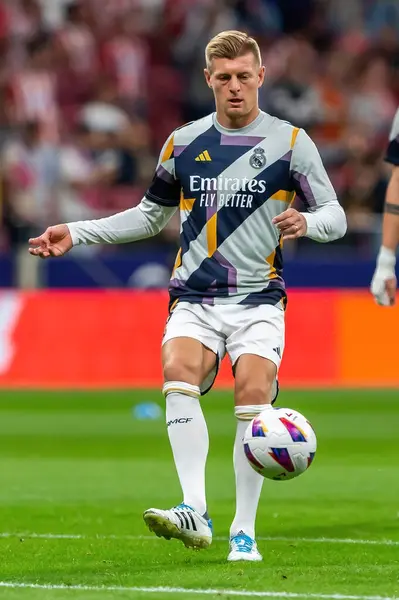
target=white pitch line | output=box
[255,536,399,547]
[0,532,398,547]
[0,582,397,600]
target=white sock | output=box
[163,381,208,516]
[230,404,271,540]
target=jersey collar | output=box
[213,110,270,135]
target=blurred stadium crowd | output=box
[0,0,398,285]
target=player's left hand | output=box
[272,209,307,240]
[370,274,397,306]
[370,247,397,306]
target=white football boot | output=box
[227,531,263,562]
[143,503,213,550]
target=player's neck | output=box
[216,107,261,130]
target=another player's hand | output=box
[370,247,397,306]
[28,224,73,259]
[272,208,307,240]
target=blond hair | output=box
[205,30,262,71]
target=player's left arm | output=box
[29,132,180,257]
[370,120,399,307]
[370,166,399,306]
[272,129,347,242]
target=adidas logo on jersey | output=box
[195,151,212,162]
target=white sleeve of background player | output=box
[67,197,177,246]
[290,129,347,243]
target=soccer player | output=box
[29,31,347,562]
[370,108,399,306]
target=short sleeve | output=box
[385,109,399,166]
[290,128,337,209]
[145,131,181,207]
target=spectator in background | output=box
[231,0,282,36]
[79,78,131,136]
[2,120,58,234]
[4,0,45,87]
[365,0,399,39]
[312,47,349,149]
[100,7,149,117]
[263,39,324,130]
[172,0,238,121]
[348,51,397,140]
[6,32,60,142]
[55,0,98,103]
[78,77,152,187]
[37,0,76,31]
[58,122,113,224]
[341,151,387,239]
[324,0,364,35]
[91,0,142,30]
[0,4,11,140]
[59,85,152,222]
[2,119,58,285]
[337,120,389,253]
[6,0,42,46]
[309,46,350,172]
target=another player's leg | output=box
[143,335,216,550]
[226,304,285,562]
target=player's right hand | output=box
[28,225,73,259]
[370,247,397,306]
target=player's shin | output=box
[230,404,271,539]
[163,381,209,516]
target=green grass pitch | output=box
[0,389,398,600]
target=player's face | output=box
[204,53,265,128]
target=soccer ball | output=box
[243,407,317,481]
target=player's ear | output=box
[204,68,212,88]
[258,65,266,88]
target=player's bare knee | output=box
[233,354,277,406]
[162,338,205,387]
[163,359,202,387]
[235,381,273,406]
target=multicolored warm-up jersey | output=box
[386,108,399,166]
[146,111,337,308]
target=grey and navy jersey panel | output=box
[146,111,337,309]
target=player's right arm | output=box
[29,132,181,258]
[370,109,399,306]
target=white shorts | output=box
[162,302,285,396]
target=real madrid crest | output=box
[250,147,266,169]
